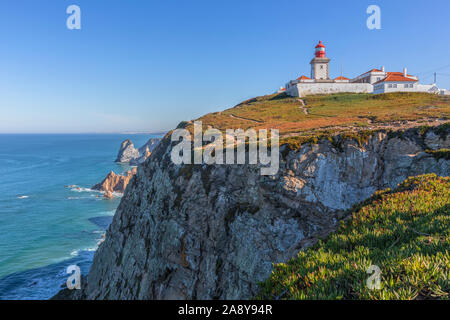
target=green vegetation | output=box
[186,92,450,149]
[171,92,450,152]
[258,174,450,300]
[196,92,449,131]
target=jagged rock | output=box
[115,138,161,164]
[139,138,161,155]
[64,125,449,300]
[130,138,161,165]
[130,147,152,166]
[424,131,449,150]
[104,191,114,199]
[115,140,140,163]
[92,168,137,194]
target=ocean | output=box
[0,133,159,300]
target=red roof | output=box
[315,41,325,48]
[387,71,415,77]
[335,76,349,80]
[279,87,286,91]
[374,73,418,84]
[297,75,311,80]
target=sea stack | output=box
[115,140,140,163]
[92,168,137,194]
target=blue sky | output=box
[0,0,449,133]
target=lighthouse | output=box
[315,40,326,58]
[310,41,331,80]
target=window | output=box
[404,84,408,88]
[388,84,393,88]
[393,84,397,88]
[320,65,323,69]
[409,83,413,88]
[377,77,381,81]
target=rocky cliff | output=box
[115,140,140,163]
[139,138,161,155]
[92,168,137,198]
[116,138,161,164]
[64,123,448,300]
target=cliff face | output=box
[74,126,449,300]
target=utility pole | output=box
[434,72,437,84]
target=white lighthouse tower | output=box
[310,41,331,80]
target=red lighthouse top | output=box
[315,41,326,58]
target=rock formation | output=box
[130,147,151,166]
[92,168,137,196]
[115,138,161,164]
[139,138,161,155]
[115,140,140,163]
[59,124,448,300]
[103,191,114,199]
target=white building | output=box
[372,69,418,94]
[286,41,372,97]
[352,68,387,84]
[284,41,448,97]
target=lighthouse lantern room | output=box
[315,40,326,58]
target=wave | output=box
[0,250,95,300]
[97,209,116,216]
[69,186,98,193]
[70,232,106,258]
[67,194,104,200]
[67,196,94,200]
[67,185,122,200]
[112,192,123,198]
[68,211,115,258]
[17,195,29,199]
[70,246,97,257]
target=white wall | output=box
[376,82,416,93]
[287,83,373,97]
[373,82,441,94]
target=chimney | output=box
[381,66,385,72]
[403,68,407,77]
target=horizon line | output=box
[0,131,168,135]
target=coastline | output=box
[0,133,160,300]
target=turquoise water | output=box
[0,134,158,299]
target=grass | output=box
[196,92,449,132]
[184,92,449,149]
[257,174,450,300]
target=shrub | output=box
[258,174,450,300]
